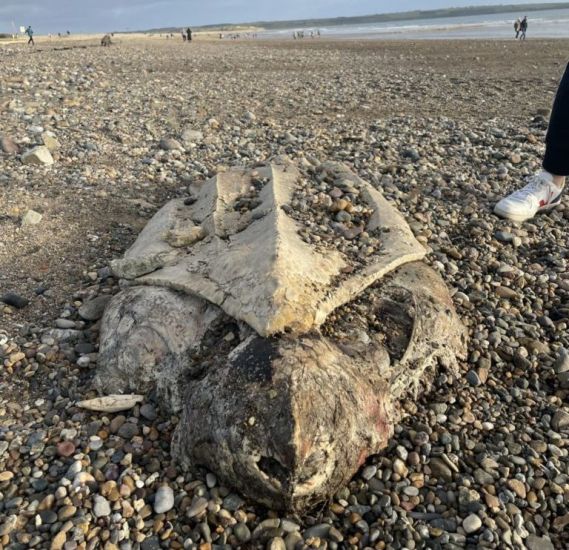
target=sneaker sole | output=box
[494,198,561,223]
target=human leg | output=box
[543,63,569,178]
[494,64,567,222]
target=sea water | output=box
[260,8,569,40]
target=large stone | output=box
[21,145,54,166]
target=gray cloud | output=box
[0,0,547,34]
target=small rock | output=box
[140,403,157,421]
[21,145,54,166]
[551,409,569,432]
[462,514,482,534]
[507,479,527,499]
[57,441,76,458]
[159,137,183,151]
[181,129,204,143]
[42,132,60,151]
[1,292,29,309]
[153,485,174,514]
[93,495,111,517]
[186,497,208,518]
[267,537,286,550]
[76,394,143,413]
[303,524,331,539]
[0,135,19,155]
[494,231,514,243]
[554,348,569,374]
[234,522,251,542]
[525,535,555,550]
[466,370,481,387]
[429,457,453,481]
[78,295,111,321]
[496,286,518,300]
[22,210,43,227]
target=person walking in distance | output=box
[25,25,35,45]
[514,18,521,39]
[494,64,568,222]
[187,27,192,41]
[519,16,528,40]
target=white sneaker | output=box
[494,171,563,222]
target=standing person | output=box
[181,30,186,41]
[494,64,568,222]
[519,16,528,40]
[187,27,192,41]
[514,18,521,39]
[25,25,34,45]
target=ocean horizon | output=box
[256,7,569,40]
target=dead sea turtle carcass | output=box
[97,157,467,512]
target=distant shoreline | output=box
[140,2,569,34]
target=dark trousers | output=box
[544,63,569,176]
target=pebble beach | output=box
[1,36,568,549]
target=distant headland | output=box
[141,2,569,33]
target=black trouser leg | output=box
[543,63,569,176]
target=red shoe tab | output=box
[539,199,547,207]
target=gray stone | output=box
[159,137,183,151]
[525,535,555,550]
[117,422,139,439]
[140,403,157,421]
[554,348,569,374]
[466,370,481,387]
[303,524,331,539]
[78,295,111,321]
[234,523,251,542]
[93,495,111,517]
[223,493,245,511]
[56,319,76,329]
[551,409,569,432]
[186,497,208,518]
[153,485,174,514]
[494,231,514,243]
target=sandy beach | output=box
[1,36,568,548]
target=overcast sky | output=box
[0,0,554,34]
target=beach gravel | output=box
[0,35,568,548]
